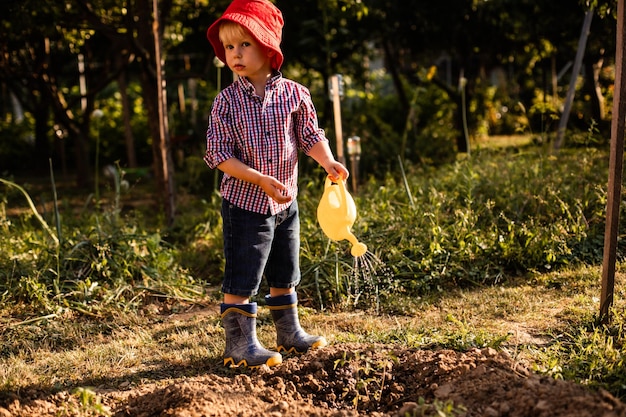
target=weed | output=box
[333,349,399,409]
[399,397,467,417]
[534,313,626,398]
[0,175,203,316]
[68,387,110,416]
[0,178,59,246]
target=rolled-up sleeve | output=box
[294,89,328,155]
[204,94,235,169]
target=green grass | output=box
[2,143,626,401]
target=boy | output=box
[204,0,349,368]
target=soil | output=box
[2,342,625,417]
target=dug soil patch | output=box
[2,343,625,417]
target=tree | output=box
[1,0,621,189]
[0,0,218,223]
[0,1,94,181]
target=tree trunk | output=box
[135,0,176,225]
[32,100,51,175]
[381,38,409,113]
[152,0,176,226]
[554,7,594,151]
[118,69,137,168]
[585,53,605,122]
[428,75,468,153]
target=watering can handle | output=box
[336,178,348,209]
[326,176,350,217]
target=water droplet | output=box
[350,250,394,313]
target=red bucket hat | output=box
[207,0,284,70]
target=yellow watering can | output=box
[317,176,368,257]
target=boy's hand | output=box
[258,175,293,204]
[326,161,350,183]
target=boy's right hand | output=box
[217,159,293,205]
[259,175,292,204]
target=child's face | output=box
[220,24,274,80]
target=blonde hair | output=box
[219,21,252,44]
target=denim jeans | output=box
[221,199,301,297]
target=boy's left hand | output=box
[326,161,349,183]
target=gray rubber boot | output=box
[221,302,282,368]
[266,293,327,354]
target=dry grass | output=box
[472,134,536,149]
[1,264,619,395]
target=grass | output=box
[3,140,626,402]
[0,264,620,395]
[472,134,536,149]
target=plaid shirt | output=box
[205,72,327,215]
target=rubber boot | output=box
[221,302,283,368]
[266,292,327,354]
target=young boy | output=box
[204,0,349,368]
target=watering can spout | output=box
[347,234,368,257]
[317,176,368,257]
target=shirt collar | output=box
[237,71,283,96]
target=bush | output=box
[296,146,610,308]
[0,145,613,315]
[0,177,203,315]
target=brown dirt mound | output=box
[2,343,625,417]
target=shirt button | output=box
[268,158,272,163]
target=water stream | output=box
[351,250,394,313]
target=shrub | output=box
[296,146,610,308]
[0,177,202,316]
[0,145,613,315]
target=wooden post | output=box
[600,0,626,324]
[152,0,176,226]
[331,75,345,166]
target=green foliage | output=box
[534,308,626,399]
[473,84,532,137]
[399,397,467,417]
[3,145,626,405]
[332,349,397,409]
[331,349,466,416]
[173,192,225,285]
[297,146,610,308]
[175,155,216,194]
[339,69,459,173]
[0,116,35,173]
[0,178,60,246]
[68,387,111,416]
[441,314,511,351]
[0,177,202,317]
[2,145,613,319]
[93,82,152,166]
[402,76,458,166]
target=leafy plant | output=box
[0,175,203,317]
[296,146,611,309]
[333,349,399,410]
[68,387,110,416]
[534,308,626,399]
[399,397,467,417]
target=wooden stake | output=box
[600,0,626,324]
[331,75,345,166]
